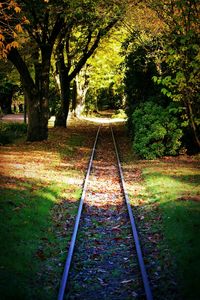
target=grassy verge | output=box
[116,124,200,300]
[0,183,61,299]
[0,120,96,300]
[142,158,200,300]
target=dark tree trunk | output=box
[187,100,200,150]
[24,93,27,124]
[6,92,13,114]
[54,79,71,127]
[71,79,77,115]
[0,89,13,114]
[54,46,71,127]
[27,93,45,141]
[8,47,51,141]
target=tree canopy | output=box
[0,0,199,153]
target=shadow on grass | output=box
[138,170,200,300]
[0,175,69,300]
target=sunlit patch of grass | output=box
[59,134,84,158]
[111,109,127,120]
[142,161,200,300]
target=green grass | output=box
[59,134,84,158]
[0,181,61,299]
[0,123,89,299]
[143,162,200,300]
[0,180,82,300]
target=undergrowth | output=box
[0,122,27,145]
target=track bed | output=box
[59,125,152,300]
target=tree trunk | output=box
[71,73,89,118]
[23,90,27,124]
[187,99,200,150]
[26,93,45,141]
[54,78,71,127]
[8,47,51,141]
[54,49,71,127]
[71,79,77,116]
[39,46,51,135]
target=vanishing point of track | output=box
[58,124,153,300]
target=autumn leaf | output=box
[13,31,18,38]
[15,24,23,33]
[14,6,21,13]
[0,34,5,41]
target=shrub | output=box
[132,102,183,159]
[0,122,27,145]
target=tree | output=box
[54,0,127,127]
[123,0,199,153]
[1,0,65,141]
[81,26,127,113]
[150,0,200,150]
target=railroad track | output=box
[58,125,153,300]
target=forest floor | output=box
[0,116,200,300]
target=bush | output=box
[132,102,183,159]
[0,122,27,145]
[111,109,127,119]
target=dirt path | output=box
[65,125,144,300]
[1,113,25,122]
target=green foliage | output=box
[84,88,97,114]
[124,38,169,135]
[85,84,124,113]
[0,122,27,145]
[86,27,126,112]
[111,109,127,119]
[132,102,183,159]
[48,86,60,116]
[124,39,161,104]
[123,0,200,152]
[95,84,123,110]
[153,30,200,118]
[149,0,200,149]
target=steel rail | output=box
[111,126,153,300]
[57,126,101,300]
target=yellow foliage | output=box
[13,31,18,38]
[14,6,21,13]
[6,41,19,51]
[10,41,19,48]
[15,24,23,33]
[22,17,30,25]
[0,34,5,41]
